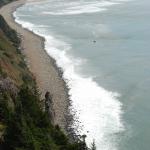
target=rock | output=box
[45,91,55,124]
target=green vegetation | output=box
[0,15,20,48]
[0,86,87,150]
[0,15,33,86]
[0,0,15,8]
[0,14,89,150]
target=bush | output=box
[22,73,33,84]
[3,52,11,58]
[18,60,27,69]
[0,15,20,48]
[1,86,88,150]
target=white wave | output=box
[14,12,35,29]
[44,35,125,150]
[40,33,125,149]
[41,0,130,15]
[42,8,106,15]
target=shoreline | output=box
[0,0,72,133]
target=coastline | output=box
[0,0,71,132]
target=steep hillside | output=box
[0,14,88,150]
[0,0,14,7]
[0,15,34,86]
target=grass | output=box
[0,24,34,86]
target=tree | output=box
[90,140,96,150]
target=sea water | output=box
[14,0,150,149]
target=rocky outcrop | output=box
[45,91,55,124]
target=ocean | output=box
[14,0,150,149]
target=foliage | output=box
[0,86,87,150]
[0,14,34,86]
[0,15,20,48]
[0,0,15,7]
[90,140,96,150]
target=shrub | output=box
[18,60,27,69]
[3,52,11,58]
[0,15,20,49]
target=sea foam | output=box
[41,0,130,15]
[44,35,125,150]
[13,0,131,149]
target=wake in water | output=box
[14,0,131,149]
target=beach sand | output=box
[0,0,69,131]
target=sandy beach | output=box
[0,0,69,131]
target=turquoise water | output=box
[14,0,150,149]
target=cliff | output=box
[0,14,88,150]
